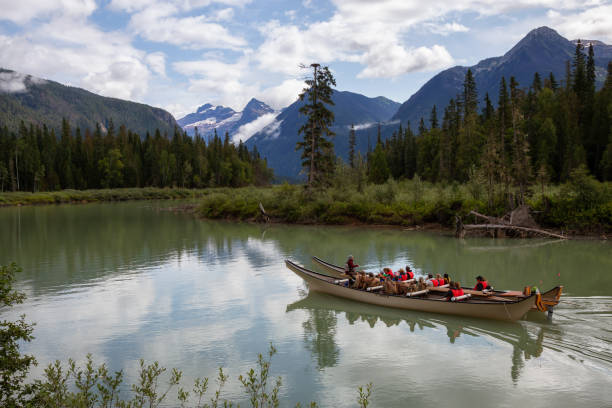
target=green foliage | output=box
[0,263,37,407]
[364,47,612,195]
[197,179,611,232]
[239,344,281,408]
[0,187,211,206]
[357,382,373,408]
[296,64,336,188]
[561,164,606,210]
[0,119,273,193]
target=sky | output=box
[0,0,611,119]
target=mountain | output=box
[0,68,177,136]
[178,98,274,140]
[393,26,612,128]
[245,91,400,179]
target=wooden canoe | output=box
[286,260,538,321]
[311,256,563,311]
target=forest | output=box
[362,42,612,207]
[0,121,273,192]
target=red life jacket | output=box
[451,288,464,298]
[431,279,439,287]
[438,279,446,286]
[399,274,408,281]
[473,280,489,290]
[407,271,414,279]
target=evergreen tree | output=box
[462,69,478,117]
[349,124,356,168]
[296,64,336,188]
[368,141,389,184]
[418,118,427,136]
[532,72,542,93]
[429,105,438,129]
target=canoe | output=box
[311,256,563,311]
[286,260,538,321]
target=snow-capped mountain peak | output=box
[178,98,276,142]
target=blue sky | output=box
[0,0,611,119]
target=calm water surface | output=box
[1,202,611,407]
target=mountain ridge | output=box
[178,98,275,140]
[245,90,400,179]
[0,68,178,136]
[392,26,612,127]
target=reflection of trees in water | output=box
[302,308,339,369]
[287,291,547,382]
[4,204,610,296]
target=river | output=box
[1,201,611,407]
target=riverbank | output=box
[0,187,207,206]
[196,181,612,236]
[1,180,610,235]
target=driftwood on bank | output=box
[456,206,567,239]
[462,223,567,239]
[258,202,270,223]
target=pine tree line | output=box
[366,42,612,197]
[0,120,273,192]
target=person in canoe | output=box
[446,281,465,301]
[443,273,450,285]
[380,268,394,281]
[405,265,415,279]
[345,255,359,277]
[426,274,444,287]
[398,269,410,281]
[474,275,492,291]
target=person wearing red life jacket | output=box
[405,266,415,280]
[426,274,437,287]
[398,269,408,281]
[473,275,491,291]
[446,281,465,300]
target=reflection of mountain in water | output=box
[287,291,546,382]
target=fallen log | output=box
[463,224,567,239]
[469,210,506,225]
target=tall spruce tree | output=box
[429,105,439,129]
[349,124,356,168]
[296,64,336,188]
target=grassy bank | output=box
[0,187,208,206]
[197,179,612,234]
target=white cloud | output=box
[262,119,283,140]
[256,79,303,110]
[0,71,28,93]
[146,52,167,77]
[255,15,455,79]
[232,112,278,143]
[357,44,454,78]
[109,0,251,13]
[547,5,612,43]
[127,4,246,50]
[0,15,153,101]
[213,7,235,21]
[425,22,470,36]
[0,0,96,24]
